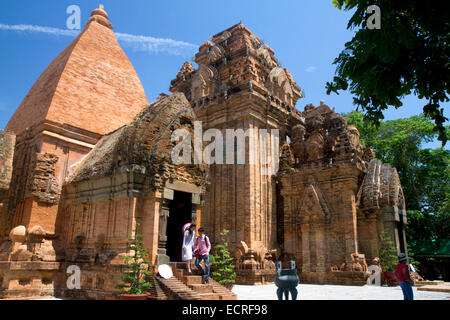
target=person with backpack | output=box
[194,227,211,284]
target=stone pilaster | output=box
[301,224,311,273]
[156,198,171,265]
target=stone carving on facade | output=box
[27,153,60,204]
[284,103,375,168]
[207,45,226,63]
[214,30,232,44]
[267,67,294,104]
[350,253,368,272]
[347,125,364,159]
[305,131,325,162]
[298,182,331,226]
[191,65,218,102]
[199,40,213,53]
[291,123,306,161]
[363,148,376,163]
[257,46,278,69]
[234,241,275,271]
[359,159,405,212]
[304,112,326,162]
[176,62,195,78]
[0,225,56,262]
[0,131,15,202]
[279,142,295,172]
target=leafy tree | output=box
[116,223,152,295]
[327,0,450,145]
[379,231,398,272]
[344,110,450,250]
[210,229,236,287]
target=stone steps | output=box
[197,293,220,300]
[169,262,238,300]
[173,267,202,276]
[147,275,168,300]
[155,276,203,300]
[183,275,204,285]
[209,279,238,300]
[417,282,450,293]
[188,284,214,293]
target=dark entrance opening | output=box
[166,191,192,262]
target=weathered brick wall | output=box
[0,131,16,238]
[64,197,137,264]
[26,153,60,204]
[0,131,15,201]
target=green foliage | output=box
[115,223,152,295]
[379,231,398,272]
[406,243,420,271]
[328,0,450,145]
[210,230,236,287]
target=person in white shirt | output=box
[182,223,196,273]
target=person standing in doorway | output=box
[395,253,414,300]
[194,227,211,284]
[182,223,196,273]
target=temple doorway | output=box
[166,191,193,262]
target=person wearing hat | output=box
[395,253,414,300]
[182,223,196,273]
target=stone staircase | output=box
[169,262,237,300]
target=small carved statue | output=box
[291,123,306,161]
[305,132,324,161]
[279,142,295,171]
[363,148,376,163]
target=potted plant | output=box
[379,231,399,286]
[210,229,236,290]
[116,223,152,300]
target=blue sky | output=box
[0,0,446,148]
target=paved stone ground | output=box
[232,284,450,300]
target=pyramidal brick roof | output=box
[6,6,149,136]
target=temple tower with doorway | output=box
[170,23,303,283]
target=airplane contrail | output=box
[0,23,197,57]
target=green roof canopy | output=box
[410,239,450,258]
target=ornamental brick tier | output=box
[0,7,407,299]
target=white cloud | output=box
[0,23,78,36]
[115,32,197,56]
[305,66,317,73]
[0,23,197,57]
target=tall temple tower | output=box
[1,6,148,248]
[170,23,303,283]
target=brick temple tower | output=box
[170,23,304,283]
[1,6,148,253]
